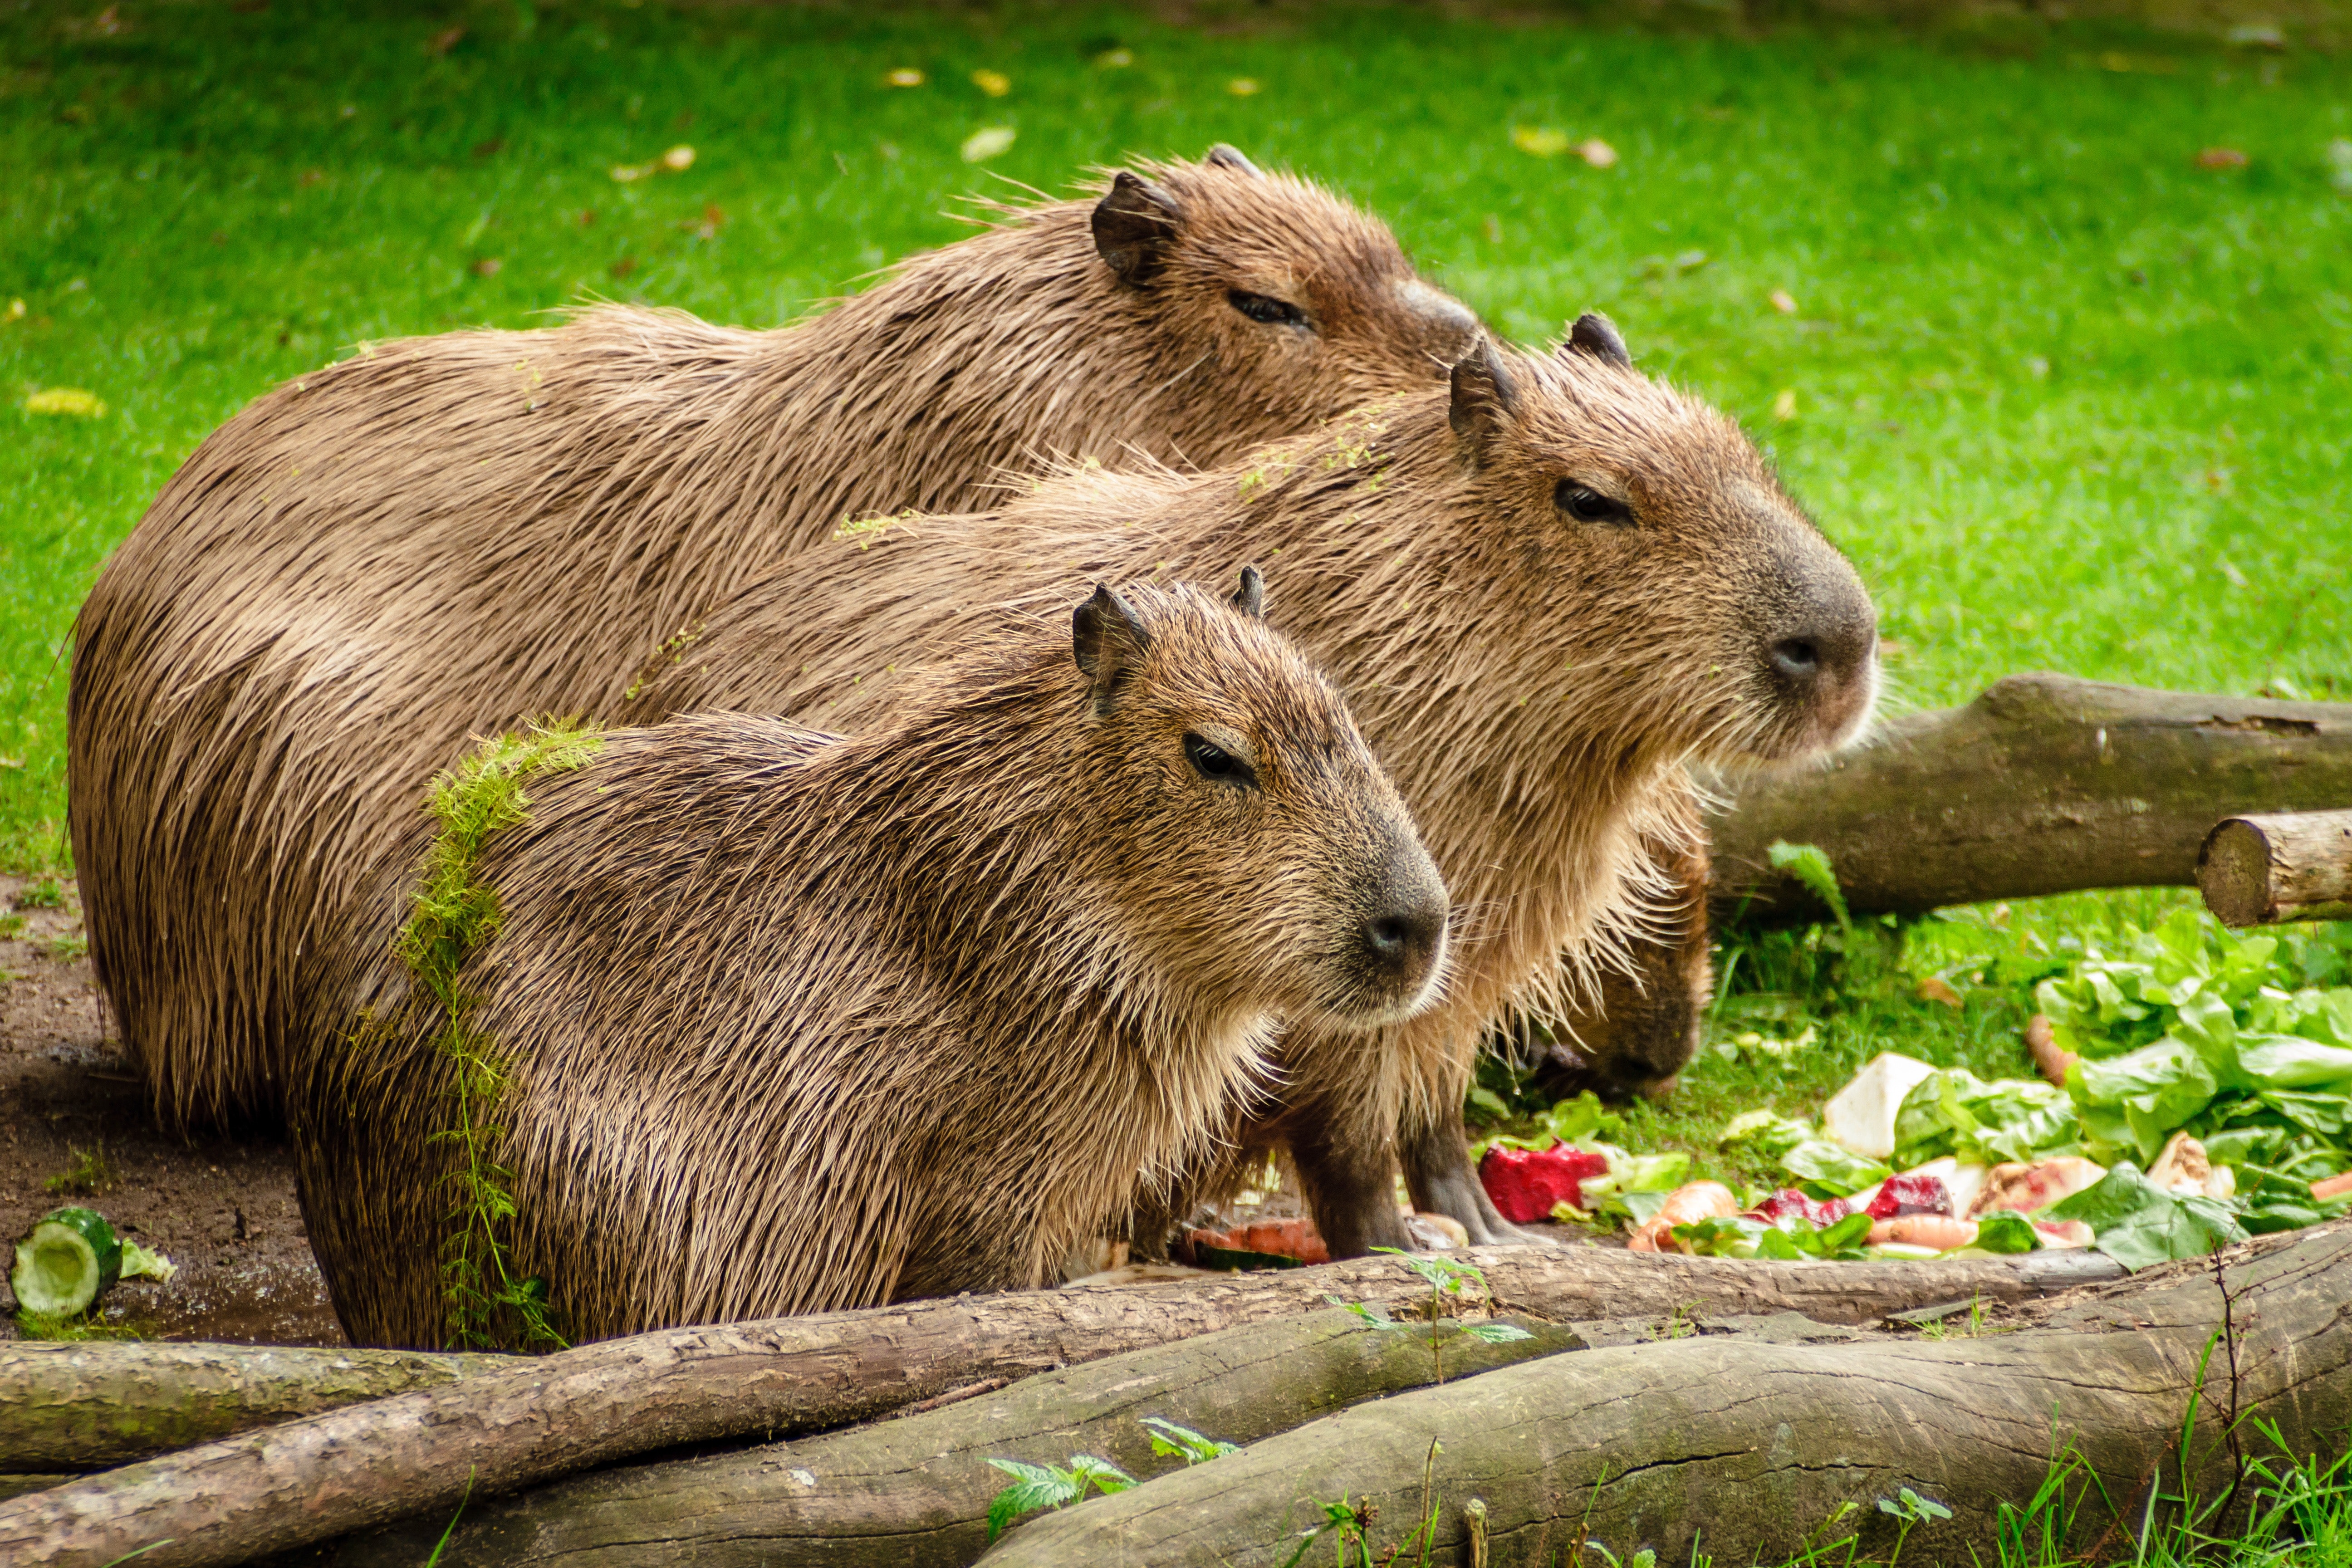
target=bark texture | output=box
[0,1245,2118,1567]
[1709,674,2352,925]
[328,1308,1587,1567]
[0,1342,504,1472]
[985,1224,2352,1568]
[2200,809,2352,926]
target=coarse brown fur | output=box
[616,333,1880,1259]
[298,580,1449,1346]
[69,149,1479,1132]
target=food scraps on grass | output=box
[1478,1143,1609,1223]
[1626,1181,1739,1252]
[11,1207,176,1318]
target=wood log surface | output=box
[328,1307,1588,1567]
[0,1245,2120,1567]
[0,1342,506,1473]
[986,1221,2352,1568]
[1709,673,2352,925]
[2199,808,2352,926]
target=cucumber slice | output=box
[11,1206,123,1317]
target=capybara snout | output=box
[1340,839,1450,1024]
[1080,568,1450,1033]
[1750,540,1879,757]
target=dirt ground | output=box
[0,874,345,1347]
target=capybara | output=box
[618,323,1880,1257]
[298,573,1450,1346]
[70,146,1481,1131]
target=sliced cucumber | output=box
[11,1206,123,1317]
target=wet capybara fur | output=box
[299,575,1449,1346]
[619,324,1881,1259]
[70,147,1480,1131]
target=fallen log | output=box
[0,1245,2118,1568]
[2199,809,2352,926]
[984,1222,2352,1567]
[328,1307,1587,1567]
[1708,673,2352,925]
[0,1342,506,1472]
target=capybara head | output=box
[1064,568,1449,1028]
[1441,317,1878,767]
[1085,147,1480,430]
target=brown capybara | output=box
[617,323,1881,1259]
[297,573,1450,1347]
[69,146,1481,1132]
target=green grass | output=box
[4,1,2348,869]
[1,9,2347,1175]
[3,0,2346,1216]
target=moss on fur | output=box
[395,722,602,1352]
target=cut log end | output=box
[2198,809,2352,927]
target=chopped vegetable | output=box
[1867,1214,1980,1250]
[1720,1110,1891,1198]
[12,1207,122,1317]
[1866,1172,1953,1220]
[1628,1181,1740,1252]
[1893,1068,2078,1168]
[1187,1219,1328,1267]
[1823,1052,1940,1161]
[2040,1161,2250,1270]
[1967,1156,2107,1218]
[1480,1144,1608,1223]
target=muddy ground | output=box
[0,875,345,1347]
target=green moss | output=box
[394,722,602,1353]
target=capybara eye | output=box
[1183,732,1259,788]
[1555,480,1634,526]
[1228,291,1309,329]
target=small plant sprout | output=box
[1142,1416,1238,1464]
[983,1453,1134,1541]
[1327,1251,1533,1384]
[1875,1486,1952,1568]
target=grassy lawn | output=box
[2,8,2347,1196]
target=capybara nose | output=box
[1360,864,1448,997]
[1764,601,1877,699]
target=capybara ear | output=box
[1447,336,1519,458]
[1230,564,1266,619]
[1205,143,1266,179]
[1093,172,1186,285]
[1072,583,1154,715]
[1564,311,1632,368]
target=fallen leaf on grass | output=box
[470,257,502,277]
[1095,48,1133,68]
[1226,77,1261,97]
[611,145,694,184]
[886,68,925,88]
[1576,137,1618,168]
[682,203,725,240]
[2195,147,2249,170]
[971,69,1011,97]
[1512,125,1570,157]
[1916,975,1964,1009]
[662,144,694,171]
[1771,388,1798,421]
[960,125,1015,162]
[1769,288,1798,314]
[3,299,23,322]
[24,388,107,417]
[428,24,465,56]
[609,255,637,279]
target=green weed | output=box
[391,721,602,1352]
[1325,1251,1534,1386]
[42,1142,112,1197]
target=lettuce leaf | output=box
[1893,1068,2078,1168]
[2041,1162,2249,1271]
